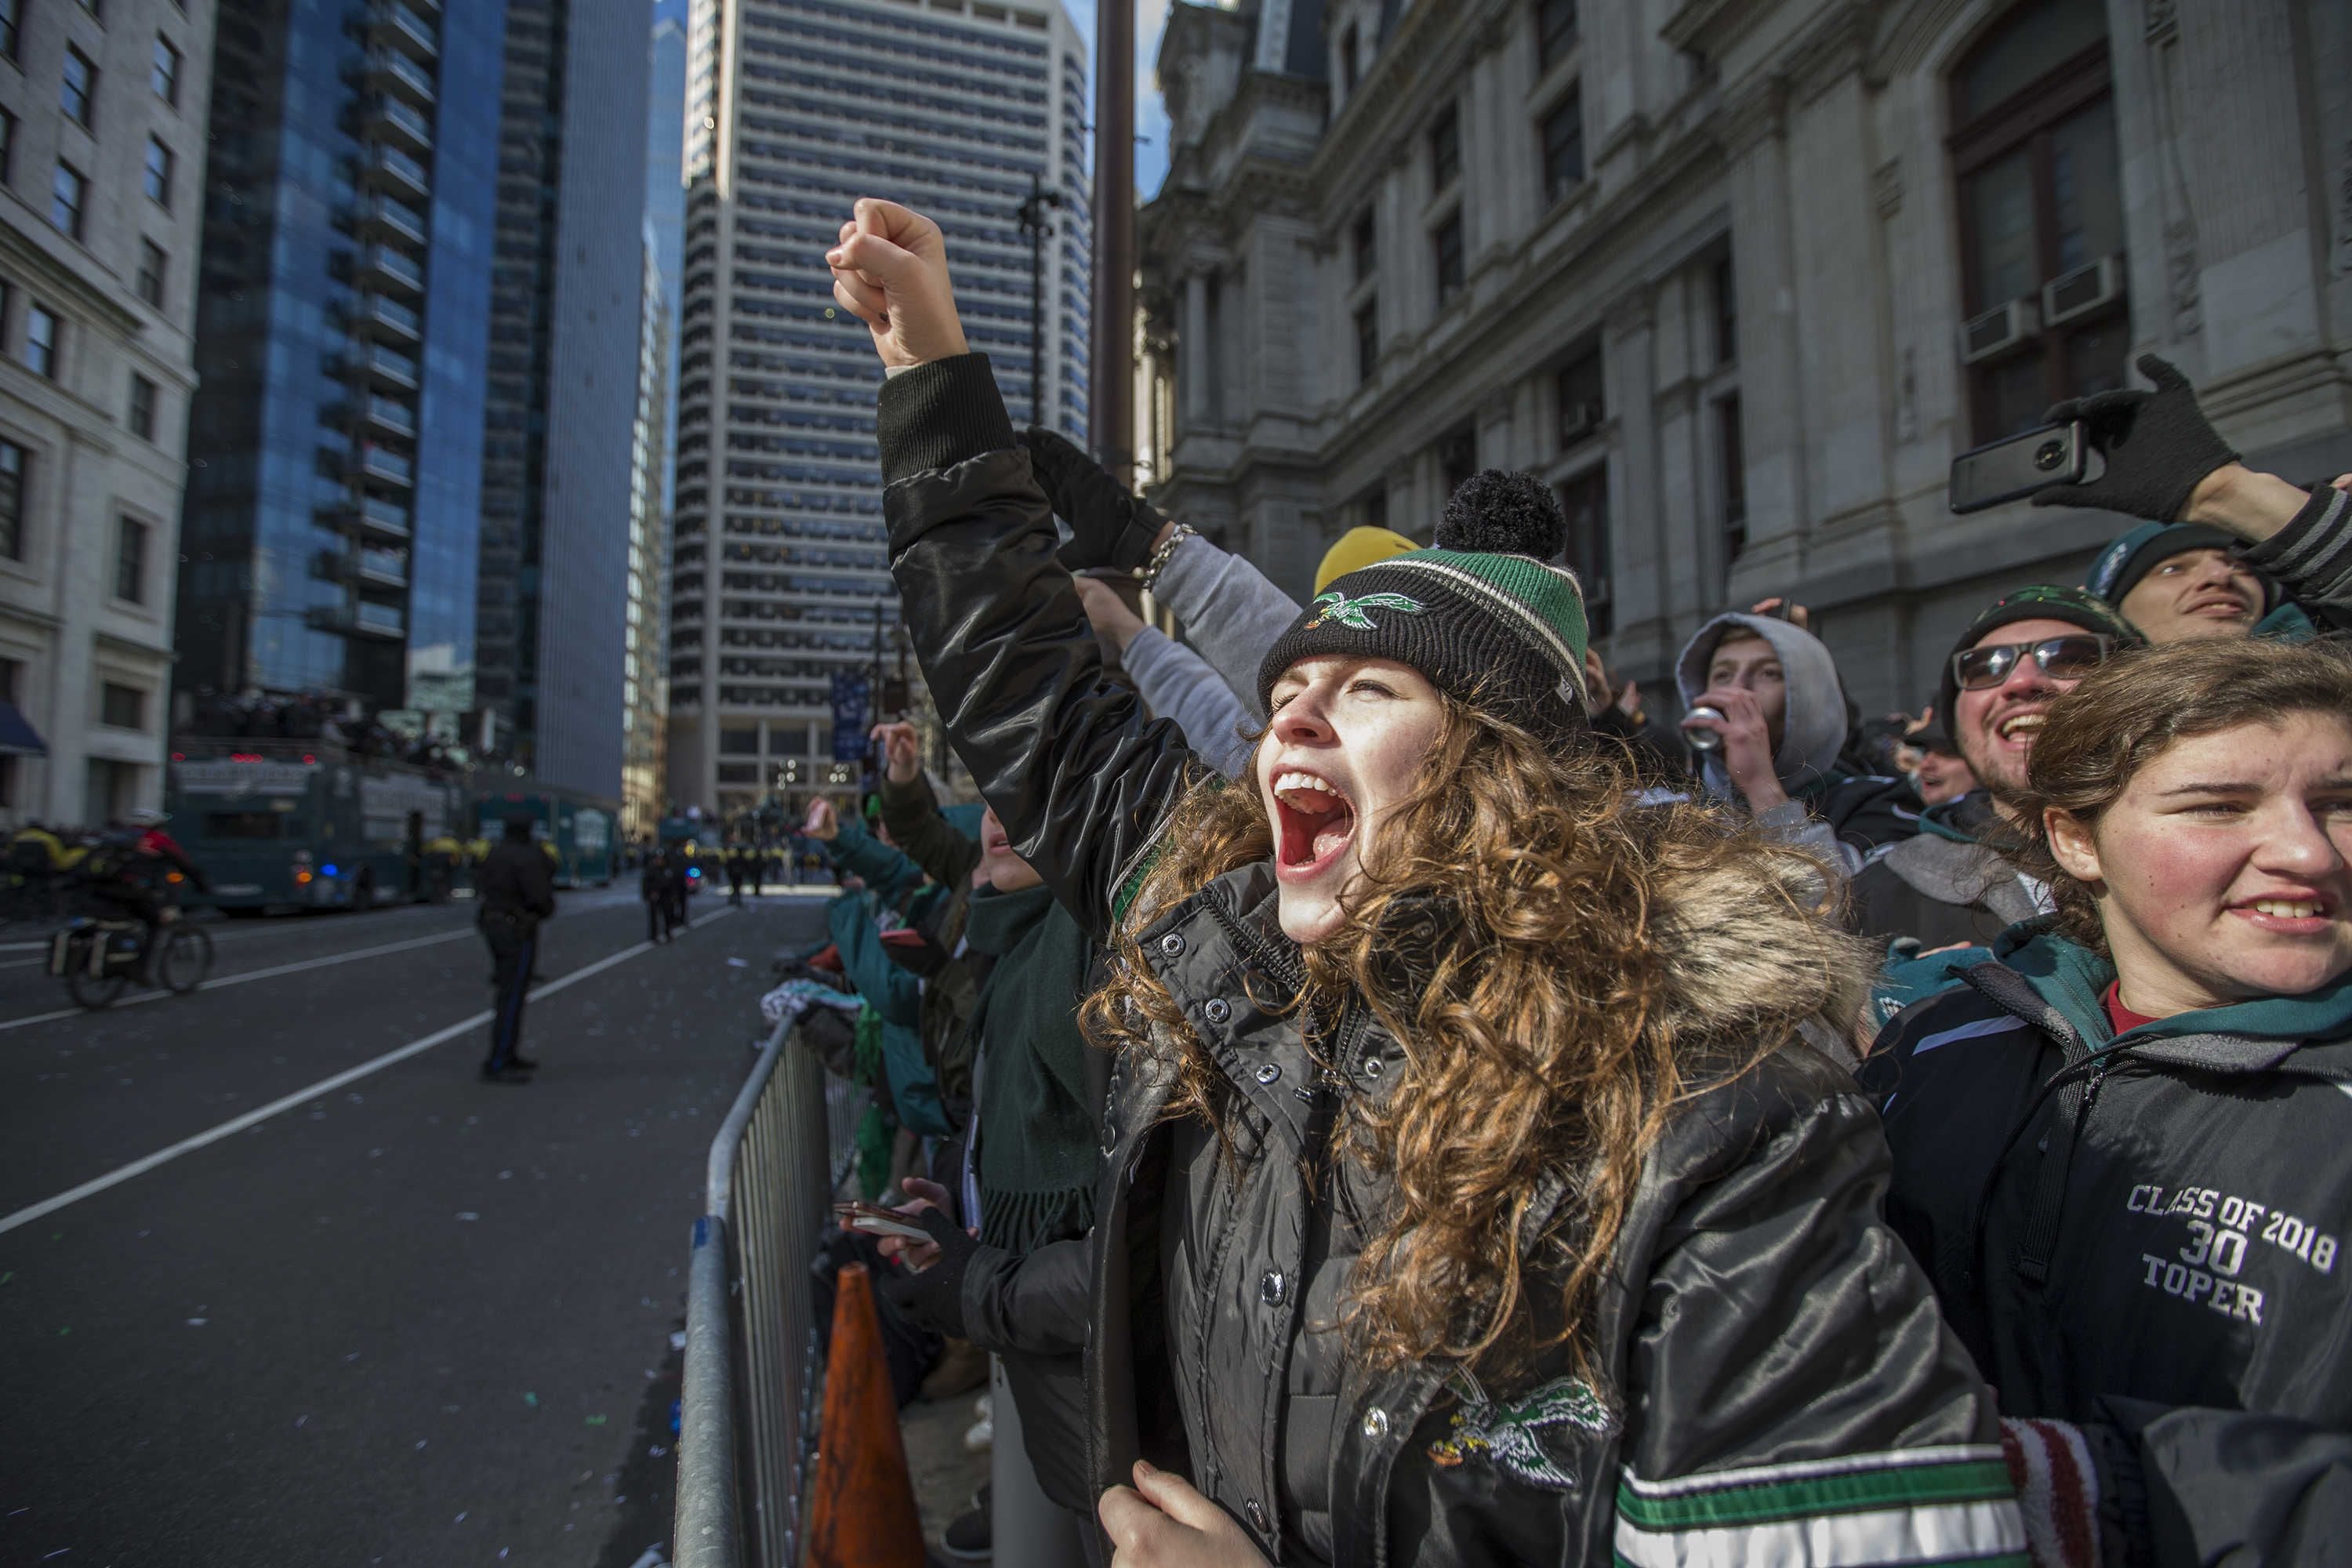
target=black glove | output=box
[877,1207,996,1341]
[2032,352,2238,523]
[1019,427,1167,573]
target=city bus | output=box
[166,739,465,913]
[473,788,617,888]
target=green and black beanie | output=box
[1258,471,1589,739]
[1938,583,2142,725]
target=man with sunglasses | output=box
[1850,587,2140,983]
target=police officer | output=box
[724,837,750,907]
[640,847,673,943]
[476,815,556,1083]
[663,842,692,935]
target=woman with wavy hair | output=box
[832,199,2020,1568]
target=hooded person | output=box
[1850,586,2138,1025]
[829,196,2020,1568]
[1671,611,1911,874]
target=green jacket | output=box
[880,771,981,1123]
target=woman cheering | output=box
[830,199,2020,1567]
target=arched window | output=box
[1949,0,2128,440]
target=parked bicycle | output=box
[49,914,214,1009]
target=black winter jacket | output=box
[1860,925,2352,1563]
[881,354,2020,1566]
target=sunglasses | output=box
[1951,633,2117,691]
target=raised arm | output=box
[829,201,1199,936]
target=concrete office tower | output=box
[622,233,671,840]
[0,1,216,826]
[667,0,1091,818]
[474,0,654,800]
[176,2,502,737]
[1141,0,2352,714]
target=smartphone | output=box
[1948,421,2087,514]
[833,1201,933,1242]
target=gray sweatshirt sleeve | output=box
[2238,485,2352,632]
[1121,627,1258,780]
[1148,533,1305,720]
[1754,799,1864,881]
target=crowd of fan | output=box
[771,201,2352,1568]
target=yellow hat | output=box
[1314,526,1418,594]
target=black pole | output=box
[1015,172,1062,427]
[1091,0,1135,481]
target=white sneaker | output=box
[963,1416,993,1454]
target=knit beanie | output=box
[1938,584,2140,728]
[1314,525,1419,594]
[1258,471,1589,740]
[2084,521,2277,614]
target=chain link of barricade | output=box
[675,1016,866,1568]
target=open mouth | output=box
[2229,892,2339,934]
[1994,710,2046,744]
[1271,769,1357,880]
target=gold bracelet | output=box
[1141,522,1196,590]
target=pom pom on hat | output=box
[1437,470,1566,561]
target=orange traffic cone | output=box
[803,1262,928,1568]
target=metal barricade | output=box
[675,1015,865,1568]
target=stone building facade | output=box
[0,0,214,826]
[1138,0,2352,713]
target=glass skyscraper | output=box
[177,0,503,722]
[474,0,654,800]
[668,0,1091,818]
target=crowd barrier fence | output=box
[674,1016,864,1568]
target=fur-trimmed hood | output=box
[1645,836,1876,1068]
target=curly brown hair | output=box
[2012,637,2352,954]
[1080,691,1865,1385]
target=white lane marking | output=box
[0,927,486,1033]
[0,909,739,1235]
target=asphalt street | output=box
[0,883,834,1568]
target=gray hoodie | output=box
[1673,612,1862,873]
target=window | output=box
[1352,209,1376,285]
[1436,423,1477,499]
[1354,297,1379,387]
[1541,90,1585,205]
[143,137,172,208]
[1340,23,1359,95]
[127,373,155,441]
[1711,252,1737,365]
[1558,466,1611,637]
[1717,394,1747,564]
[49,162,84,239]
[1556,341,1604,446]
[79,0,101,18]
[0,109,14,183]
[1361,485,1387,531]
[1950,0,2124,440]
[0,0,16,61]
[101,683,144,731]
[114,515,147,602]
[1537,0,1577,70]
[1432,212,1465,307]
[1428,102,1460,191]
[24,303,57,379]
[0,440,24,560]
[136,240,165,307]
[61,48,95,129]
[151,37,180,106]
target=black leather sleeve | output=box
[1610,1056,2013,1560]
[879,355,1200,940]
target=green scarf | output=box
[961,882,1099,1254]
[1998,924,2352,1047]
